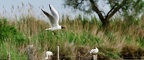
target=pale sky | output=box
[0,0,110,20]
[0,0,69,19]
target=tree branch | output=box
[106,0,128,20]
[89,0,105,21]
[105,4,117,18]
[78,0,85,5]
[74,0,85,8]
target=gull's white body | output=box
[41,4,61,31]
[90,47,99,54]
[45,51,53,60]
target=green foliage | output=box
[63,0,144,25]
[0,18,27,45]
[0,15,144,59]
[137,37,144,47]
[64,0,144,14]
[63,0,92,13]
[0,43,27,60]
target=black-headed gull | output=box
[90,47,99,54]
[45,51,53,60]
[41,4,65,31]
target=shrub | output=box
[0,18,27,45]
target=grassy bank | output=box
[0,15,144,60]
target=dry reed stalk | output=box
[8,52,10,60]
[57,46,60,60]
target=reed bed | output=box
[0,3,144,60]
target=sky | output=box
[0,0,110,20]
[0,0,69,19]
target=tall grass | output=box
[0,3,144,59]
[0,14,144,60]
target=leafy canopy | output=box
[63,0,144,17]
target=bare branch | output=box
[77,0,85,5]
[105,4,117,18]
[74,0,85,8]
[89,0,105,21]
[106,0,128,20]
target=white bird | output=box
[45,51,53,60]
[41,4,65,31]
[90,47,99,54]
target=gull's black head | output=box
[61,26,65,29]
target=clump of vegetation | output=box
[121,45,144,59]
[0,18,28,60]
[0,0,143,59]
[0,15,144,59]
[0,18,27,45]
[0,1,144,59]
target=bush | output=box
[0,18,27,45]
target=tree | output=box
[63,0,144,27]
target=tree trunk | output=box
[89,0,127,27]
[101,19,110,27]
[89,0,110,27]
